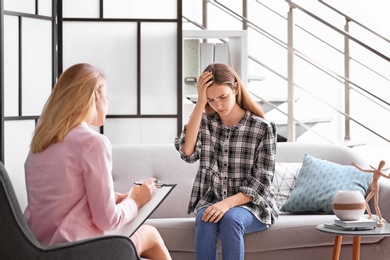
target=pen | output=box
[134,180,164,187]
[134,180,174,187]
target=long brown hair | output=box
[203,63,264,118]
[30,63,105,153]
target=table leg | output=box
[332,235,343,260]
[352,236,361,260]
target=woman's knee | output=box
[143,224,163,237]
[138,225,165,246]
[136,225,171,260]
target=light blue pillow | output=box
[280,154,372,214]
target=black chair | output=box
[0,162,141,260]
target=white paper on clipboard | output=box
[105,184,176,237]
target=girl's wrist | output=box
[196,99,207,107]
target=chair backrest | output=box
[0,162,42,259]
[0,162,142,260]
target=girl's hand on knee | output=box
[202,201,230,223]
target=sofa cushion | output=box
[145,215,383,254]
[273,162,302,209]
[281,154,372,214]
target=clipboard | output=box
[105,184,176,237]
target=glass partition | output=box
[3,16,19,117]
[1,0,182,171]
[104,0,177,19]
[4,0,35,14]
[140,23,178,115]
[38,0,52,16]
[1,0,55,168]
[63,22,138,115]
[62,0,99,18]
[21,18,52,116]
[61,0,182,142]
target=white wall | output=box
[2,0,181,210]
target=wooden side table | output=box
[316,223,390,260]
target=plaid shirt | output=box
[175,111,279,226]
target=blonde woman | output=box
[24,63,171,260]
[175,63,278,260]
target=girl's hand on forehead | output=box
[197,71,213,105]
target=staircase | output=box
[183,0,390,147]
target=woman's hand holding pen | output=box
[129,178,156,209]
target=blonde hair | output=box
[30,63,105,153]
[203,63,264,118]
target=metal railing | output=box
[185,0,389,145]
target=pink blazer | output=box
[24,122,137,245]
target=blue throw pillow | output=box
[280,154,372,214]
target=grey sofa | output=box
[111,142,390,260]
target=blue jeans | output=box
[195,206,267,260]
